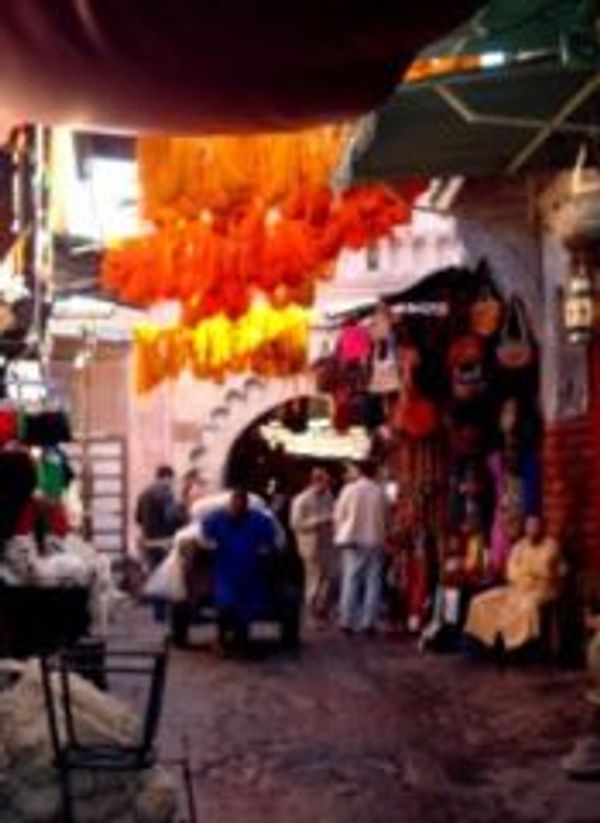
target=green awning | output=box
[418,0,597,64]
[339,0,600,184]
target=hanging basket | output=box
[496,298,534,370]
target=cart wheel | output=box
[280,613,301,650]
[170,603,190,648]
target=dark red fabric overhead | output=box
[0,1,479,133]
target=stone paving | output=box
[111,604,600,823]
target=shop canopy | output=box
[0,2,478,133]
[338,0,600,184]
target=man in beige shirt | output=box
[291,468,335,619]
[334,461,388,634]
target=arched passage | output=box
[223,395,350,499]
[193,374,316,492]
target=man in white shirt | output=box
[291,468,335,619]
[334,461,388,634]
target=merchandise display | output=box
[0,388,116,652]
[310,262,542,636]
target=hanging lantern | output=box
[564,261,594,345]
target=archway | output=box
[223,396,352,499]
[189,374,315,492]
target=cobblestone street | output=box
[112,604,600,823]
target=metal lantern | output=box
[564,262,594,345]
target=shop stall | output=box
[0,387,98,657]
[310,260,543,639]
[0,125,115,657]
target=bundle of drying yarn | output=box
[0,660,177,822]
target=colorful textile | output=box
[137,127,351,221]
[100,130,424,324]
[102,186,421,319]
[134,304,310,392]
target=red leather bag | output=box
[496,298,534,370]
[470,287,502,337]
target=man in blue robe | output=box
[203,489,278,654]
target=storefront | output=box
[228,261,541,632]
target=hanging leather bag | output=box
[470,284,502,337]
[496,298,534,370]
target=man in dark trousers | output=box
[135,465,184,571]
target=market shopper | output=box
[291,467,335,620]
[335,461,388,634]
[135,465,184,571]
[202,488,279,655]
[464,516,565,653]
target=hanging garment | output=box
[22,411,72,446]
[37,449,73,500]
[487,452,524,575]
[369,336,401,394]
[520,448,542,517]
[397,345,420,390]
[332,387,366,433]
[0,407,17,445]
[390,388,438,440]
[364,393,386,433]
[336,322,371,365]
[402,541,430,632]
[370,304,394,343]
[332,386,352,433]
[464,532,487,580]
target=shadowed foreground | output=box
[111,605,600,823]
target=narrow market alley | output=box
[112,603,600,823]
